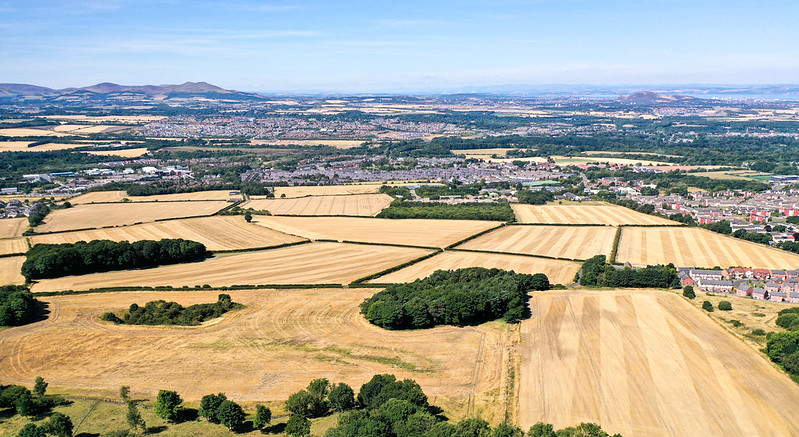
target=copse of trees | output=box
[21,239,207,281]
[376,200,516,221]
[1,376,66,424]
[101,294,242,326]
[579,255,679,288]
[776,307,799,331]
[361,267,550,330]
[0,285,39,326]
[702,220,732,235]
[379,185,412,199]
[517,189,554,205]
[766,330,799,380]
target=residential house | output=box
[751,288,767,300]
[770,291,786,302]
[735,284,753,297]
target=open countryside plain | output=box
[242,194,393,216]
[370,251,581,285]
[70,190,235,204]
[0,289,513,423]
[520,290,799,436]
[29,216,305,251]
[616,227,799,269]
[30,242,434,292]
[512,203,676,225]
[253,216,501,248]
[457,225,616,260]
[35,201,229,233]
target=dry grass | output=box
[88,148,149,158]
[616,227,799,269]
[30,242,434,292]
[0,238,28,255]
[36,201,229,233]
[0,128,71,137]
[30,216,304,251]
[0,256,25,285]
[457,225,616,260]
[520,289,799,436]
[370,251,581,285]
[512,203,676,226]
[0,141,84,152]
[243,194,393,216]
[70,190,235,204]
[0,289,513,422]
[253,216,501,248]
[0,218,29,238]
[273,185,383,198]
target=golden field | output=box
[242,194,393,216]
[0,218,29,239]
[512,203,676,225]
[457,225,616,260]
[0,256,25,285]
[70,190,235,204]
[0,238,28,256]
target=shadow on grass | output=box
[262,422,286,434]
[147,425,169,434]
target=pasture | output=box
[35,201,229,233]
[0,218,29,238]
[369,250,581,285]
[457,225,616,260]
[519,289,799,436]
[0,289,513,422]
[0,256,25,285]
[253,216,501,248]
[70,190,234,204]
[512,203,676,226]
[30,242,434,292]
[616,227,799,269]
[30,216,304,251]
[242,194,393,216]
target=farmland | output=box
[512,203,676,225]
[87,147,149,157]
[0,256,25,285]
[30,216,304,251]
[30,242,434,292]
[242,194,393,216]
[457,225,616,260]
[253,216,501,248]
[370,250,581,285]
[0,289,514,423]
[272,185,382,198]
[70,190,235,203]
[0,141,86,152]
[616,227,799,269]
[35,201,229,233]
[0,237,27,255]
[0,217,28,238]
[519,289,799,436]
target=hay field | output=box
[0,128,70,137]
[71,190,234,204]
[617,227,799,269]
[253,216,501,248]
[88,148,149,158]
[0,257,25,285]
[520,289,799,436]
[30,242,434,292]
[512,203,676,225]
[458,225,616,260]
[43,115,165,123]
[0,141,84,152]
[0,218,29,239]
[243,194,393,216]
[0,289,512,421]
[273,185,382,198]
[0,238,28,255]
[35,201,228,233]
[371,251,580,285]
[30,216,304,251]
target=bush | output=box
[777,313,799,329]
[254,404,272,429]
[751,328,767,336]
[683,286,695,299]
[702,301,714,312]
[199,393,227,423]
[718,301,733,311]
[217,400,245,431]
[0,286,39,326]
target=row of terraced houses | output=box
[679,267,799,303]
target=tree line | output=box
[22,239,207,281]
[101,294,242,326]
[376,200,516,221]
[579,255,680,288]
[361,267,550,330]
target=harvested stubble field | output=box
[87,148,149,158]
[35,201,229,233]
[0,289,513,422]
[616,227,799,269]
[30,216,304,251]
[512,203,676,226]
[243,194,393,217]
[369,251,581,285]
[70,190,235,204]
[457,225,616,260]
[0,141,86,152]
[0,256,25,285]
[0,237,27,255]
[0,128,70,137]
[273,185,382,198]
[30,242,434,292]
[519,289,799,436]
[0,218,28,238]
[253,216,501,248]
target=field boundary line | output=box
[0,252,25,258]
[33,283,347,296]
[72,399,100,434]
[209,239,312,254]
[609,225,623,264]
[445,222,507,249]
[351,249,442,284]
[445,247,584,263]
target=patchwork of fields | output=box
[71,190,234,204]
[242,194,393,216]
[273,184,382,198]
[512,203,675,226]
[457,225,616,260]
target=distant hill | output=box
[0,83,55,96]
[618,91,696,105]
[0,81,257,98]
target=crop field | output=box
[0,218,29,238]
[512,203,676,225]
[0,141,84,152]
[273,185,383,198]
[457,225,616,260]
[35,201,229,233]
[30,242,434,292]
[0,289,513,422]
[253,216,501,248]
[0,256,25,285]
[242,194,393,216]
[87,147,149,158]
[0,237,27,255]
[519,289,799,436]
[30,216,304,251]
[699,170,771,180]
[616,227,799,269]
[52,124,122,134]
[0,127,71,137]
[370,250,581,285]
[70,190,235,204]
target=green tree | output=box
[783,351,799,375]
[33,376,48,398]
[199,393,227,423]
[492,422,523,437]
[285,414,311,437]
[682,286,695,299]
[308,378,330,401]
[253,404,272,429]
[119,385,130,402]
[702,301,714,312]
[126,402,146,434]
[217,400,246,432]
[285,390,316,417]
[718,301,732,311]
[153,390,182,422]
[328,383,356,412]
[244,211,253,222]
[41,412,73,437]
[528,422,556,437]
[455,417,491,437]
[17,423,45,437]
[15,390,35,416]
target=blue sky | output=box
[1,0,798,92]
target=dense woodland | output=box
[22,239,207,281]
[361,268,550,329]
[376,200,515,221]
[101,294,242,326]
[579,256,680,288]
[0,286,39,327]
